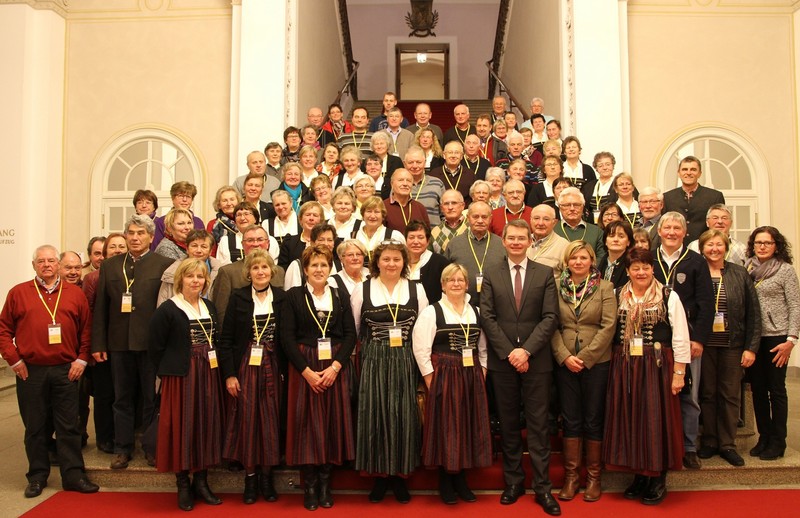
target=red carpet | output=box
[22,489,800,517]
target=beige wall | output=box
[502,0,561,119]
[296,0,347,123]
[62,1,232,253]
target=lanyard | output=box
[398,200,413,226]
[352,131,367,150]
[34,280,62,324]
[560,221,587,242]
[378,279,401,326]
[412,177,426,202]
[657,248,690,285]
[305,289,333,338]
[623,211,638,228]
[714,276,724,313]
[462,157,478,173]
[504,206,525,225]
[468,232,491,275]
[180,296,214,348]
[442,166,463,191]
[529,233,554,261]
[455,126,469,146]
[122,254,135,291]
[441,298,472,346]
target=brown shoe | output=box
[583,440,602,502]
[557,437,581,501]
[110,453,131,469]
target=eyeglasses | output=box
[754,241,775,247]
[343,252,364,259]
[561,203,582,208]
[243,238,268,244]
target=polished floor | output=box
[1,372,798,516]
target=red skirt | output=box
[222,342,282,471]
[602,344,684,475]
[421,352,492,471]
[156,342,223,473]
[285,343,355,466]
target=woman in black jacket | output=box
[281,245,357,510]
[218,250,286,504]
[149,258,224,511]
[404,220,451,304]
[698,229,761,466]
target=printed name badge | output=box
[630,334,644,357]
[475,274,483,293]
[462,348,474,367]
[389,327,403,347]
[208,349,218,369]
[593,210,601,223]
[121,292,133,313]
[318,338,332,360]
[249,345,263,366]
[713,312,725,333]
[48,323,62,345]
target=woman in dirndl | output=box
[411,263,490,505]
[282,245,357,511]
[602,247,690,506]
[148,258,224,511]
[351,239,429,503]
[218,249,285,504]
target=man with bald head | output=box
[491,95,509,124]
[383,168,430,233]
[59,252,84,287]
[408,102,444,144]
[430,189,468,253]
[527,205,569,277]
[404,146,445,225]
[429,141,476,204]
[306,106,335,147]
[461,133,492,179]
[234,150,281,203]
[443,104,477,145]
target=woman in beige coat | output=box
[551,241,617,502]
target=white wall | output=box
[0,4,65,304]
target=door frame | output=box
[393,42,451,99]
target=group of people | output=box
[1,94,796,516]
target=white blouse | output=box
[350,277,429,331]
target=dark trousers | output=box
[555,361,610,440]
[491,368,552,494]
[89,361,115,445]
[17,364,85,484]
[750,336,788,449]
[700,347,743,450]
[110,350,156,454]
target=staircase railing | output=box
[335,0,358,113]
[485,61,530,122]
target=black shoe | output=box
[318,465,333,508]
[243,474,258,504]
[682,451,701,469]
[500,483,525,505]
[749,437,768,457]
[534,492,562,516]
[110,453,131,469]
[623,475,648,500]
[145,452,156,467]
[96,441,114,454]
[303,468,319,511]
[368,477,388,503]
[759,445,785,461]
[438,469,457,505]
[260,469,278,502]
[192,470,222,505]
[63,478,100,494]
[641,474,667,505]
[176,472,194,511]
[391,476,411,503]
[452,471,476,502]
[697,445,718,459]
[24,480,46,498]
[720,449,745,467]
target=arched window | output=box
[90,128,203,235]
[656,127,769,243]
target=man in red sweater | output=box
[0,245,99,498]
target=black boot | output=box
[243,473,258,505]
[302,466,319,511]
[453,470,476,502]
[192,469,222,505]
[368,477,388,503]
[623,474,648,500]
[391,476,411,504]
[318,464,334,508]
[438,468,457,505]
[641,471,667,505]
[260,467,278,502]
[176,471,194,511]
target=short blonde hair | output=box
[360,196,387,219]
[440,263,469,288]
[174,258,211,296]
[164,208,194,234]
[243,249,277,281]
[562,240,596,266]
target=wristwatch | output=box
[674,370,685,376]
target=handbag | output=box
[141,384,162,460]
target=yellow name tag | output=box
[462,348,474,367]
[249,346,263,366]
[208,349,218,369]
[389,327,403,347]
[121,292,132,313]
[475,275,483,293]
[713,312,725,333]
[630,335,643,357]
[318,338,332,360]
[48,323,62,345]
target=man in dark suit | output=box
[91,214,173,469]
[480,219,561,515]
[662,156,725,245]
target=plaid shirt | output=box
[430,217,468,254]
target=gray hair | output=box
[658,211,687,231]
[705,203,732,220]
[441,189,464,203]
[638,186,663,201]
[271,189,292,203]
[125,214,156,236]
[469,180,491,197]
[485,167,505,183]
[557,186,585,206]
[370,131,391,147]
[33,245,59,261]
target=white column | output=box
[571,0,629,172]
[229,0,294,181]
[0,5,65,301]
